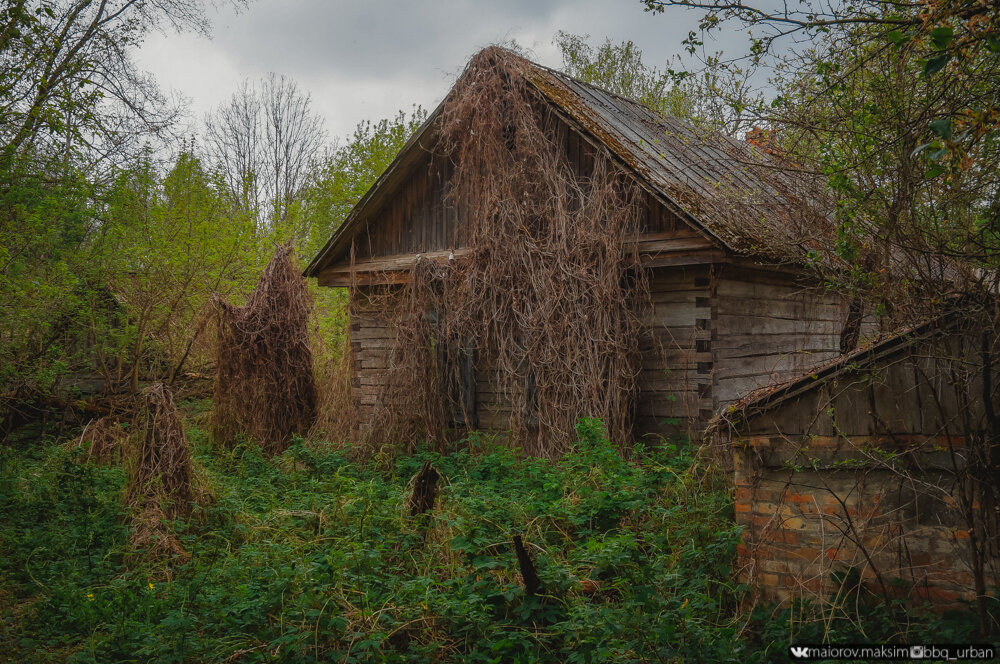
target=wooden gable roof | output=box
[304,48,835,281]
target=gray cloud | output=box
[209,0,562,78]
[137,0,740,140]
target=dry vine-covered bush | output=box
[213,243,317,454]
[78,415,129,462]
[126,383,195,562]
[368,47,649,456]
[311,347,354,444]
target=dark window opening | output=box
[503,123,517,152]
[427,307,478,432]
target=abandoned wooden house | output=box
[304,47,857,450]
[712,315,999,618]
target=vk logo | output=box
[789,646,811,658]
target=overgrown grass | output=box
[0,408,982,663]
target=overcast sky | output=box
[135,0,742,144]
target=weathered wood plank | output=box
[648,273,699,290]
[639,350,711,366]
[320,270,412,288]
[352,338,397,350]
[636,236,716,253]
[719,284,839,306]
[322,232,718,288]
[714,316,844,336]
[647,302,703,327]
[716,297,846,321]
[644,249,727,268]
[714,352,837,377]
[712,333,840,352]
[718,263,816,287]
[350,327,398,341]
[641,324,706,346]
[646,292,704,309]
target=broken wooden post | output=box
[512,534,542,596]
[407,461,440,517]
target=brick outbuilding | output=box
[712,316,999,616]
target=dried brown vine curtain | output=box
[366,48,650,456]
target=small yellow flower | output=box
[681,598,689,609]
[148,582,154,591]
[86,593,95,601]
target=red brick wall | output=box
[732,434,995,611]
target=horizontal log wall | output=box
[475,365,513,432]
[347,264,855,443]
[477,264,716,439]
[712,266,846,407]
[348,286,511,437]
[635,265,713,440]
[348,287,400,436]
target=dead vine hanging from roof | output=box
[364,47,651,456]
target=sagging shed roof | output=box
[304,47,835,278]
[709,315,958,433]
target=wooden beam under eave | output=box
[315,248,471,287]
[317,270,414,288]
[314,236,726,287]
[643,249,727,268]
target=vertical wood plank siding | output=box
[347,107,688,264]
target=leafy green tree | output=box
[637,0,1000,305]
[768,28,1000,286]
[641,0,1000,175]
[103,148,263,390]
[0,0,247,433]
[555,32,684,116]
[0,151,97,403]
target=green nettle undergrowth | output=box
[0,409,979,663]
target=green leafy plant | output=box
[0,415,750,663]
